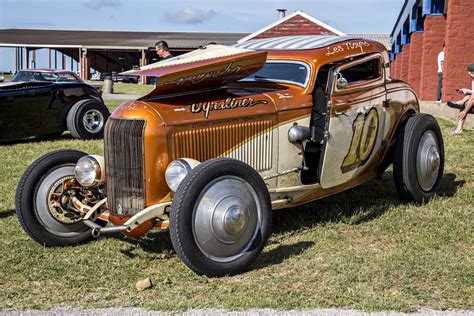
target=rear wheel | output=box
[393,114,444,203]
[66,99,109,139]
[169,158,272,277]
[15,150,95,246]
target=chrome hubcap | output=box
[83,109,104,133]
[416,131,441,191]
[192,176,261,262]
[223,205,246,235]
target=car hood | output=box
[121,44,267,98]
[112,83,280,127]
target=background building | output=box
[390,0,474,102]
[0,29,246,84]
[0,10,390,84]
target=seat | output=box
[310,83,328,143]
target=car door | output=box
[319,53,387,189]
[0,85,41,140]
[37,83,64,132]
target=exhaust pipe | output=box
[83,220,128,238]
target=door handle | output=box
[335,111,348,117]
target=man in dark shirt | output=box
[155,41,173,60]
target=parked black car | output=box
[97,71,139,84]
[12,69,103,93]
[0,81,110,142]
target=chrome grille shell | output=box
[104,118,146,215]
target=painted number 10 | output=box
[341,108,379,173]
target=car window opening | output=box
[240,61,309,87]
[340,58,382,84]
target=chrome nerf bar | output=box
[83,200,172,238]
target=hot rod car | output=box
[0,81,109,141]
[15,35,444,277]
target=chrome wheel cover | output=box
[82,109,104,133]
[416,130,441,191]
[34,165,88,237]
[192,176,262,263]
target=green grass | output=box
[104,99,129,112]
[111,82,154,95]
[0,118,472,312]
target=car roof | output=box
[235,35,358,50]
[19,69,74,73]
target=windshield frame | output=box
[239,59,311,88]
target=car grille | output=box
[170,120,273,171]
[104,118,146,215]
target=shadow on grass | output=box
[117,230,174,257]
[0,133,75,146]
[254,241,315,270]
[0,209,15,219]
[270,171,463,235]
[102,171,463,271]
[438,172,465,197]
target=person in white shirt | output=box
[436,45,445,102]
[447,64,474,134]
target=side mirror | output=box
[336,72,348,89]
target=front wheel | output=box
[169,158,272,277]
[15,149,95,246]
[393,114,444,203]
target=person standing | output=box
[436,45,445,103]
[155,41,173,61]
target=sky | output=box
[0,0,405,72]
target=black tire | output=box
[66,99,109,139]
[393,114,444,203]
[169,158,272,277]
[15,149,95,246]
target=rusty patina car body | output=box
[16,36,444,276]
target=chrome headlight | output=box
[165,159,200,192]
[74,155,105,188]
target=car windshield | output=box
[240,61,309,87]
[43,72,80,82]
[12,71,80,82]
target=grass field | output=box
[110,82,154,95]
[0,114,472,312]
[2,74,13,81]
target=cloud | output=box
[84,0,122,10]
[166,7,217,24]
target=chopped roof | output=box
[349,34,391,50]
[235,35,357,50]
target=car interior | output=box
[301,62,339,184]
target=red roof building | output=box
[238,10,345,43]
